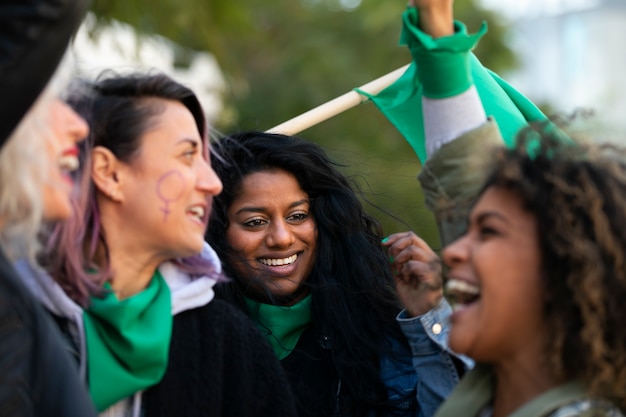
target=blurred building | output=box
[70,13,226,125]
[501,0,626,134]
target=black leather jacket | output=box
[0,250,97,417]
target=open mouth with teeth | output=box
[58,154,80,173]
[187,206,206,222]
[259,254,298,267]
[445,279,481,309]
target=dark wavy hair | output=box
[206,131,405,408]
[40,72,220,306]
[483,121,626,410]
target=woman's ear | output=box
[91,146,124,202]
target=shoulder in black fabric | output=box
[144,299,297,417]
[0,249,97,417]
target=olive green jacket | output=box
[434,364,622,417]
[417,119,502,247]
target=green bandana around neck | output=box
[245,294,312,360]
[83,270,173,411]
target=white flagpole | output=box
[266,63,410,136]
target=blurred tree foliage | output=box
[90,0,517,251]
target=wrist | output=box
[418,7,454,38]
[406,291,443,318]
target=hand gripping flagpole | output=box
[266,64,410,136]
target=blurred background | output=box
[71,0,626,251]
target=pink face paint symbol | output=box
[156,170,185,222]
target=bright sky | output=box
[478,0,601,18]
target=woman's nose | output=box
[197,158,223,197]
[442,234,469,269]
[266,220,295,248]
[59,100,89,144]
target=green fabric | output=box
[359,7,546,163]
[83,270,173,411]
[400,10,487,98]
[434,364,588,417]
[245,294,312,360]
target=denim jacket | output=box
[380,298,474,417]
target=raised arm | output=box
[404,0,505,245]
[366,1,545,246]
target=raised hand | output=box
[407,0,454,38]
[382,231,443,317]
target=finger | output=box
[399,259,439,279]
[388,231,434,255]
[381,231,414,248]
[398,260,443,288]
[384,232,421,265]
[396,246,436,271]
[393,245,430,265]
[406,233,436,254]
[386,233,423,260]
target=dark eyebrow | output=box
[234,199,310,216]
[474,211,510,225]
[176,138,200,148]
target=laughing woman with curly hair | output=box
[403,0,626,415]
[438,125,626,417]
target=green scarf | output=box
[83,270,173,411]
[245,294,312,360]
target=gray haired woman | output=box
[0,0,97,415]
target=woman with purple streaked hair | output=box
[19,72,296,417]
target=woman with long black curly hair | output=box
[206,131,469,417]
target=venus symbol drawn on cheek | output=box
[156,170,185,222]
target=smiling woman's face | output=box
[42,99,89,220]
[113,99,223,259]
[442,186,545,364]
[225,168,318,304]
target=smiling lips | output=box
[187,205,206,223]
[445,279,481,310]
[259,253,298,267]
[58,147,80,173]
[188,205,205,218]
